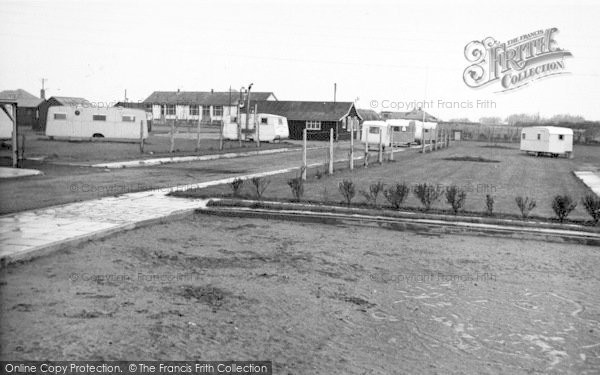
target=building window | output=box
[122,115,136,122]
[558,134,564,140]
[189,105,199,116]
[54,113,66,120]
[145,104,153,112]
[202,106,210,117]
[166,104,175,115]
[93,115,107,121]
[522,133,525,140]
[537,134,541,140]
[306,120,321,130]
[261,117,268,124]
[213,106,223,116]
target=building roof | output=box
[252,101,361,122]
[0,89,43,108]
[380,109,438,122]
[143,91,276,106]
[357,109,381,121]
[114,101,147,109]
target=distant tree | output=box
[479,116,503,125]
[547,114,586,124]
[448,118,471,123]
[506,113,541,126]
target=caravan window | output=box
[369,127,380,134]
[93,115,106,121]
[558,134,564,140]
[261,118,268,124]
[54,113,66,120]
[278,118,283,125]
[537,134,541,140]
[401,126,407,132]
[522,133,525,140]
[122,115,136,122]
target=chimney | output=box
[211,88,214,94]
[40,89,46,100]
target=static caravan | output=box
[520,126,573,157]
[46,106,148,140]
[386,119,416,146]
[414,121,438,144]
[222,113,288,142]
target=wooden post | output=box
[378,130,383,164]
[140,120,145,153]
[219,119,224,150]
[421,125,425,153]
[349,121,354,170]
[195,116,201,152]
[11,104,17,168]
[329,128,334,174]
[254,104,260,148]
[389,126,394,161]
[238,108,242,148]
[169,118,175,153]
[364,132,369,167]
[302,128,307,180]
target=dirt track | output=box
[1,214,599,374]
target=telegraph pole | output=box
[245,83,253,135]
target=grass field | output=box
[1,214,598,374]
[0,128,296,164]
[174,142,600,222]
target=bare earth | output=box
[1,215,599,374]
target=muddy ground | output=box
[1,215,599,374]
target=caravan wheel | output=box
[92,133,105,138]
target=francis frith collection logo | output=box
[463,27,572,92]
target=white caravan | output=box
[520,126,573,157]
[414,121,438,144]
[46,106,148,140]
[222,113,288,142]
[361,120,419,149]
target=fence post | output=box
[364,131,369,167]
[169,118,175,153]
[329,128,334,174]
[302,128,307,180]
[378,130,383,164]
[140,120,145,153]
[389,127,394,161]
[349,121,354,170]
[421,126,425,153]
[11,104,17,167]
[219,120,224,150]
[196,117,201,152]
[255,104,260,148]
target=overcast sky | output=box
[1,0,599,121]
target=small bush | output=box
[582,194,600,224]
[551,194,577,223]
[338,179,356,206]
[445,185,467,214]
[515,196,537,219]
[287,177,304,202]
[485,194,494,216]
[251,177,270,200]
[413,183,442,211]
[360,181,385,206]
[315,169,324,180]
[230,178,244,197]
[383,183,410,209]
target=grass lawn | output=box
[174,141,600,222]
[0,128,297,164]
